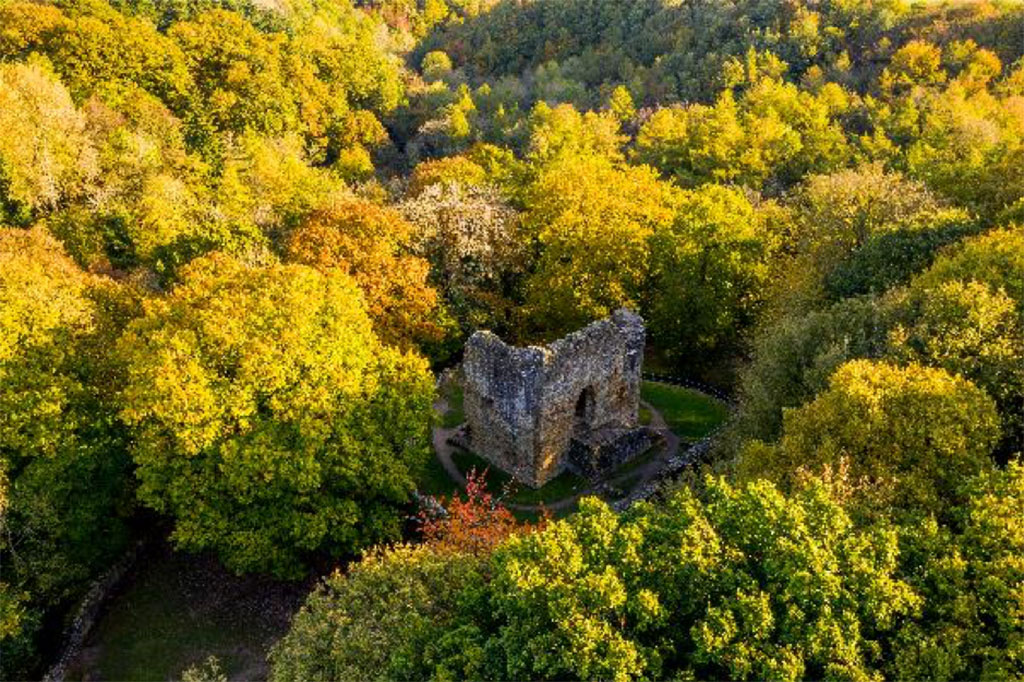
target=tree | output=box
[118,253,434,576]
[789,164,940,259]
[526,102,625,164]
[912,226,1024,312]
[880,40,946,94]
[893,461,1024,680]
[483,480,916,682]
[269,469,533,682]
[732,295,892,443]
[283,199,441,348]
[634,78,851,190]
[647,184,769,366]
[269,544,486,682]
[399,182,524,337]
[419,470,532,556]
[739,360,1001,519]
[407,155,488,195]
[0,228,135,678]
[169,10,298,137]
[887,231,1024,453]
[421,50,454,82]
[776,164,959,310]
[272,477,921,682]
[522,154,677,337]
[0,61,95,224]
[606,85,636,123]
[890,77,1024,217]
[0,0,193,110]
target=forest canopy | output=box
[1,0,1023,678]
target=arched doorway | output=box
[574,386,595,436]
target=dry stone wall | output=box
[463,309,646,487]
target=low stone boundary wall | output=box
[641,372,735,406]
[612,435,719,512]
[568,427,661,480]
[43,539,147,682]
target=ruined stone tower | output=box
[462,309,652,488]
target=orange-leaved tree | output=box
[283,199,443,349]
[420,470,540,555]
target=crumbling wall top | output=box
[463,330,547,425]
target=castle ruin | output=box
[462,309,655,488]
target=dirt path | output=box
[432,398,468,488]
[430,397,682,512]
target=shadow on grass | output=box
[440,383,465,428]
[67,542,311,682]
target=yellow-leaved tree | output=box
[0,228,135,677]
[282,199,442,348]
[523,154,678,337]
[0,61,95,224]
[739,359,1001,518]
[118,253,435,576]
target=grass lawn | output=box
[450,448,586,507]
[639,404,653,425]
[417,449,460,497]
[440,382,465,428]
[641,381,728,441]
[67,544,309,682]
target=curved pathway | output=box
[429,394,682,513]
[431,397,467,485]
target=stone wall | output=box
[463,309,645,487]
[567,426,660,479]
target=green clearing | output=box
[641,381,728,441]
[639,404,653,425]
[417,449,460,497]
[440,382,465,428]
[67,546,307,682]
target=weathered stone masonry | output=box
[462,309,652,488]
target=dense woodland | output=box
[1,0,1023,678]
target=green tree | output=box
[522,154,677,337]
[912,226,1024,312]
[634,78,851,190]
[732,295,892,443]
[739,360,1001,519]
[168,10,299,138]
[887,229,1024,453]
[0,228,135,678]
[0,0,193,108]
[893,461,1024,680]
[118,253,434,576]
[777,164,962,310]
[269,544,486,682]
[484,480,916,681]
[648,184,770,366]
[271,477,921,682]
